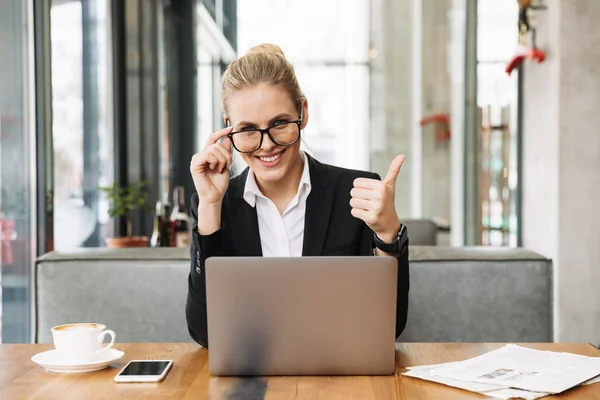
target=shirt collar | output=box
[243,151,312,208]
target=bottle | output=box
[150,194,174,247]
[150,200,163,248]
[161,191,174,247]
[170,186,190,247]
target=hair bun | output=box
[246,43,285,58]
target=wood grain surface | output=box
[1,343,599,399]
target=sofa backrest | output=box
[35,246,553,343]
[35,248,191,343]
[399,246,553,342]
[402,219,438,246]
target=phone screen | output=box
[118,361,171,376]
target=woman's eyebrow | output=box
[236,113,294,127]
[268,113,293,123]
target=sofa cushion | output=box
[35,248,191,343]
[401,246,553,342]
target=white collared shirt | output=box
[243,152,312,257]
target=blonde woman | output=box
[187,44,409,348]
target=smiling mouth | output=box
[257,149,285,163]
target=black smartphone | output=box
[114,360,173,383]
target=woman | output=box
[186,44,409,348]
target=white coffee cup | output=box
[51,323,116,363]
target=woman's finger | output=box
[349,197,373,211]
[350,208,374,226]
[207,153,218,170]
[353,177,380,190]
[190,152,210,174]
[205,126,234,147]
[212,143,233,170]
[350,187,380,201]
[191,145,228,174]
[220,135,233,153]
[206,148,228,172]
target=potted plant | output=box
[100,181,151,248]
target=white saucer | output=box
[31,348,124,373]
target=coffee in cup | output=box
[51,323,116,363]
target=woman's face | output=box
[227,82,308,185]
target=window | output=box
[197,33,225,148]
[50,0,114,250]
[236,0,371,170]
[196,0,236,151]
[476,0,520,246]
[0,0,35,343]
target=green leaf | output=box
[99,181,151,220]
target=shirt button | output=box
[196,266,202,275]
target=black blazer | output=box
[186,154,410,348]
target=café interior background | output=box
[2,0,600,346]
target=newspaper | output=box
[483,388,549,400]
[430,344,600,394]
[405,361,509,392]
[404,361,549,399]
[583,374,600,385]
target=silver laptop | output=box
[205,256,397,376]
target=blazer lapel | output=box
[302,154,335,256]
[230,169,263,257]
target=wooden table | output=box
[1,343,600,399]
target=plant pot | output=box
[105,236,149,248]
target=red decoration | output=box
[0,219,15,265]
[509,1,547,76]
[420,114,451,142]
[506,44,546,76]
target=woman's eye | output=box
[240,126,256,131]
[273,120,288,126]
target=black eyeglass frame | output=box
[225,109,303,154]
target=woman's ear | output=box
[300,99,309,130]
[223,115,229,127]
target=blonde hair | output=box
[221,43,304,116]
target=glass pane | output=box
[0,0,34,343]
[222,0,237,49]
[196,19,228,150]
[202,0,217,21]
[477,0,519,62]
[197,46,217,148]
[51,0,114,250]
[236,0,370,170]
[237,0,369,64]
[476,0,520,247]
[295,65,369,169]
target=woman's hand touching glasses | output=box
[190,127,234,234]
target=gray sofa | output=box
[34,247,553,344]
[401,219,438,245]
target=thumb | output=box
[383,154,405,186]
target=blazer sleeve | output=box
[360,223,410,340]
[185,193,233,347]
[366,172,409,339]
[394,236,410,339]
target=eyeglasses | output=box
[227,110,303,153]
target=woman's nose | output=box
[260,131,277,151]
